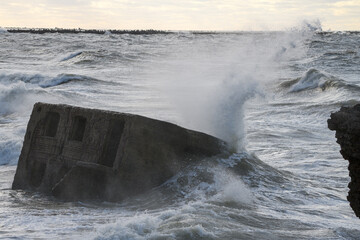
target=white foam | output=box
[0,80,35,115]
[0,73,64,165]
[0,123,25,166]
[0,73,45,85]
[212,168,253,204]
[92,205,217,240]
[289,68,331,92]
[93,211,173,240]
[0,73,62,116]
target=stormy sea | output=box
[0,23,360,239]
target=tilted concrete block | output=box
[12,103,228,201]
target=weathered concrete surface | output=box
[12,103,227,201]
[328,104,360,218]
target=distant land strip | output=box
[5,28,175,35]
[4,28,240,35]
[3,28,360,35]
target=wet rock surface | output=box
[328,104,360,218]
[12,103,227,201]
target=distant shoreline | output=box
[2,28,360,35]
[1,28,243,35]
[5,28,173,35]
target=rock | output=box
[12,103,227,201]
[328,104,360,218]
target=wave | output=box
[323,50,357,57]
[92,152,290,239]
[0,72,102,117]
[60,51,83,61]
[0,82,42,116]
[0,139,22,166]
[59,51,96,64]
[39,73,99,87]
[281,68,360,92]
[109,152,288,211]
[59,50,110,65]
[60,50,141,66]
[0,73,100,88]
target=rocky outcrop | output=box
[328,104,360,218]
[12,103,227,201]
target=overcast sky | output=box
[1,0,359,30]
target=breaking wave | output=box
[282,68,360,92]
[93,152,288,239]
[0,139,23,166]
[0,72,102,117]
[0,73,100,88]
[0,81,43,116]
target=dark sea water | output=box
[0,26,360,239]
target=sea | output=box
[0,23,360,239]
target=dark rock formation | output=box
[328,104,360,218]
[12,103,227,201]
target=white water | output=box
[156,28,312,151]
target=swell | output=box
[59,51,102,65]
[279,68,360,93]
[60,50,146,65]
[60,51,83,61]
[0,72,105,117]
[0,73,103,88]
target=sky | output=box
[0,0,359,31]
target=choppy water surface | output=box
[0,28,360,239]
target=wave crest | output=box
[0,73,99,88]
[39,73,98,87]
[60,51,83,61]
[59,50,106,65]
[289,68,337,92]
[283,68,360,93]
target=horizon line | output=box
[2,27,360,34]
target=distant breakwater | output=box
[3,28,259,35]
[4,28,360,36]
[6,28,174,35]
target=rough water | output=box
[0,26,360,239]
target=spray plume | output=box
[155,21,320,151]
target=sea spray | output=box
[156,28,313,151]
[0,27,7,33]
[0,81,33,115]
[0,138,23,166]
